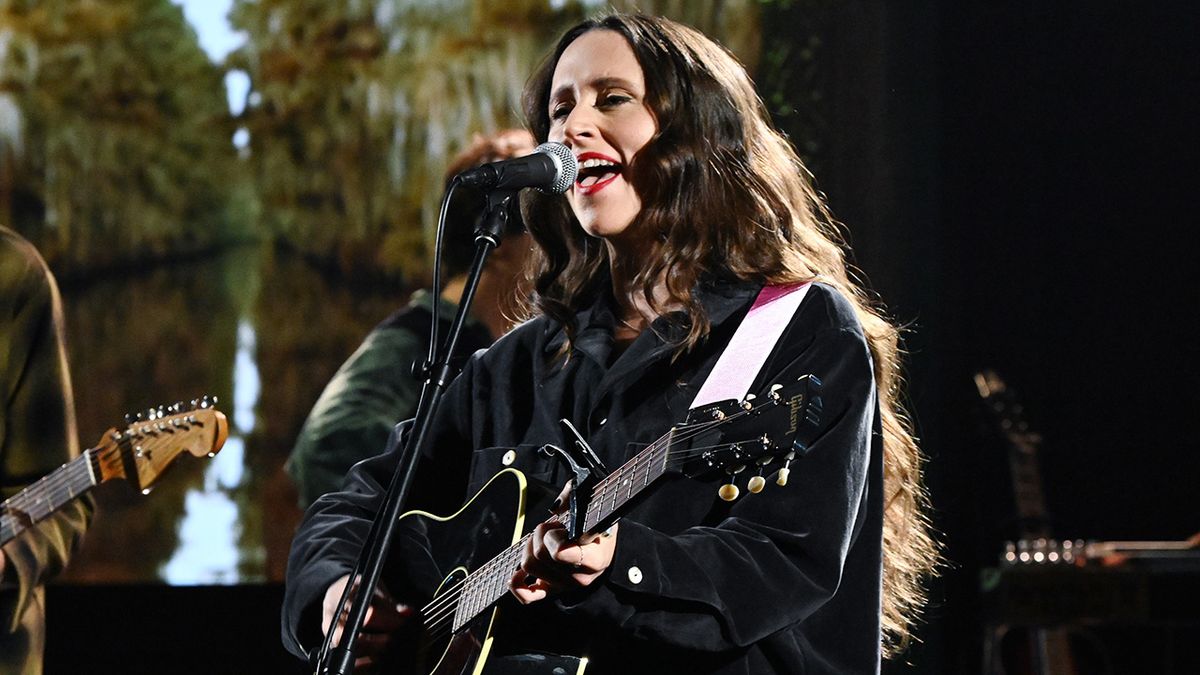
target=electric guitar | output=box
[0,398,228,548]
[975,371,1078,675]
[372,374,822,675]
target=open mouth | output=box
[575,155,622,194]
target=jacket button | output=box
[501,450,516,466]
[627,566,643,584]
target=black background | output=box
[826,2,1200,672]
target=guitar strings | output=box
[417,405,766,636]
[0,449,97,540]
[417,409,741,627]
[417,407,755,631]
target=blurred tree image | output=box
[0,0,247,272]
[3,0,767,279]
[230,0,760,282]
[2,0,775,585]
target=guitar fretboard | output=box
[448,431,676,631]
[0,450,99,546]
[1005,430,1051,537]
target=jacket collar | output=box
[543,277,762,361]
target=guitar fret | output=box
[492,555,506,603]
[608,467,619,514]
[482,560,493,610]
[626,452,637,500]
[1,451,100,548]
[465,574,478,627]
[470,571,482,619]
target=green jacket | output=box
[286,291,493,508]
[0,227,93,675]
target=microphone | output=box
[454,141,578,194]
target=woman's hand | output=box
[509,483,619,604]
[321,575,412,671]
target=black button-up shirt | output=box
[284,281,884,675]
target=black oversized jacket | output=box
[283,280,884,674]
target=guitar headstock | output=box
[974,369,1040,445]
[93,396,229,493]
[675,374,822,500]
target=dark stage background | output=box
[839,2,1200,673]
[39,2,1199,673]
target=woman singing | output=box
[283,13,937,675]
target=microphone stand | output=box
[315,186,516,675]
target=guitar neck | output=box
[450,439,671,631]
[1007,433,1051,535]
[0,449,99,547]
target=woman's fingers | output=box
[321,573,412,661]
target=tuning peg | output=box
[748,456,773,494]
[124,412,137,425]
[740,393,756,411]
[775,451,796,486]
[1003,541,1018,564]
[718,465,745,502]
[718,480,740,502]
[747,474,766,494]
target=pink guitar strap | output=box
[690,282,812,408]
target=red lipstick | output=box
[574,152,622,196]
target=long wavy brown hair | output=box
[519,13,937,655]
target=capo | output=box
[538,419,610,539]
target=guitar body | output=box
[390,468,585,675]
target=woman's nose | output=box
[562,106,597,146]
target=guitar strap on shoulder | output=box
[690,282,812,409]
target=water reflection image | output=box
[160,320,259,585]
[60,245,403,584]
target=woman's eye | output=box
[550,104,572,121]
[602,94,632,107]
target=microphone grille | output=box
[535,141,578,194]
